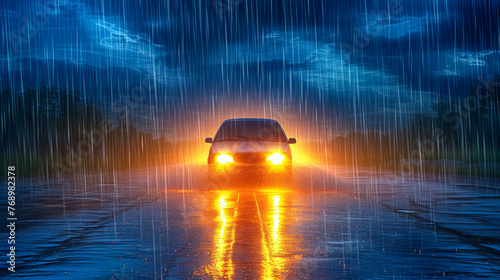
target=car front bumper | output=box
[208,162,292,177]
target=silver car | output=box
[205,118,296,178]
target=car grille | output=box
[232,153,267,164]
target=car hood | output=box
[210,141,288,154]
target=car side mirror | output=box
[288,138,296,144]
[205,137,213,143]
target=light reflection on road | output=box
[206,190,296,279]
[210,192,237,278]
[12,165,500,279]
[259,193,288,279]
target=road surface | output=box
[2,163,500,279]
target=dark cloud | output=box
[1,0,498,136]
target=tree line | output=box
[0,86,198,177]
[1,76,498,178]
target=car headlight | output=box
[267,153,285,165]
[216,154,233,164]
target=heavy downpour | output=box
[1,0,500,279]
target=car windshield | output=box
[214,122,287,142]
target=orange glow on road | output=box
[204,190,298,279]
[209,192,236,278]
[259,193,289,279]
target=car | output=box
[205,118,296,181]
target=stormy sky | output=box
[1,0,499,140]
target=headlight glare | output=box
[267,153,285,165]
[216,154,233,164]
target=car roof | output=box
[222,118,280,124]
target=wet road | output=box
[3,163,500,279]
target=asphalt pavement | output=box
[2,163,500,279]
